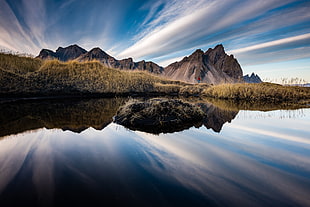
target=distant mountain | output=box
[37,44,87,61]
[37,45,163,74]
[163,45,243,84]
[243,72,262,83]
[76,47,118,68]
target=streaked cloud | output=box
[229,33,310,54]
[119,0,299,59]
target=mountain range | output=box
[37,44,260,84]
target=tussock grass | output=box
[0,53,42,74]
[179,84,211,97]
[36,60,185,94]
[0,55,188,95]
[203,83,310,101]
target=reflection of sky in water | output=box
[0,109,309,206]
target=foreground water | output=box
[0,98,309,207]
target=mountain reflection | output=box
[0,98,240,138]
[0,98,127,138]
[0,97,308,138]
[198,102,238,132]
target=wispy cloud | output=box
[235,46,310,66]
[0,0,129,54]
[229,33,310,54]
[0,0,43,53]
[156,56,184,67]
[119,0,296,60]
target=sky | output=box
[0,0,310,82]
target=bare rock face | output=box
[243,72,262,83]
[56,44,87,61]
[118,58,135,69]
[164,44,243,84]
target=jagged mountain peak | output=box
[193,49,204,54]
[243,72,262,83]
[37,49,56,59]
[205,44,224,54]
[164,44,243,84]
[83,47,111,58]
[56,44,87,54]
[36,44,163,74]
[37,44,87,61]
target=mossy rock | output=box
[113,98,205,134]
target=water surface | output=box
[0,98,309,207]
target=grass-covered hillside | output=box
[0,52,187,96]
[0,52,309,103]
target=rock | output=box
[163,44,243,84]
[113,98,205,134]
[243,72,262,83]
[55,44,87,61]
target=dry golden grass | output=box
[0,55,188,95]
[202,83,310,101]
[36,59,186,94]
[0,53,42,74]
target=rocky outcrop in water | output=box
[113,98,205,134]
[113,98,242,134]
[243,73,262,83]
[163,45,243,84]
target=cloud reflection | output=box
[0,109,310,206]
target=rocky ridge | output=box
[37,44,244,84]
[37,45,163,74]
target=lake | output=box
[0,98,309,207]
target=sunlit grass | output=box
[0,53,42,74]
[202,83,310,101]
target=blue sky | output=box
[0,0,310,82]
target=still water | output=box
[0,98,309,207]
